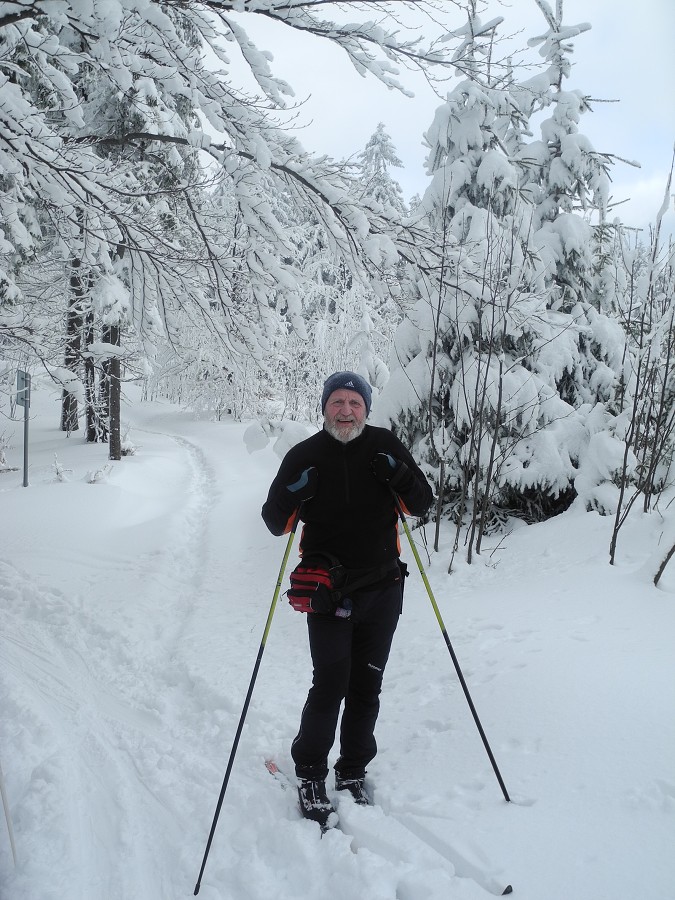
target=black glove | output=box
[371,452,413,491]
[310,584,339,615]
[285,466,318,503]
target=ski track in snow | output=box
[2,565,175,899]
[1,425,227,899]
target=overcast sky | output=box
[233,0,674,237]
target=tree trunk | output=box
[433,458,445,553]
[84,308,100,442]
[60,388,79,434]
[102,324,122,460]
[60,259,85,433]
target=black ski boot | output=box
[297,779,337,831]
[335,773,370,806]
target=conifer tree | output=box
[358,123,408,217]
[517,0,625,414]
[378,2,618,544]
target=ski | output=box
[265,760,513,895]
[264,758,291,790]
[390,811,513,896]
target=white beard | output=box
[324,418,366,444]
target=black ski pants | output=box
[291,579,402,781]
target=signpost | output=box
[16,370,31,487]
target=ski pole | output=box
[393,494,511,803]
[194,509,302,895]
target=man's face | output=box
[323,389,367,443]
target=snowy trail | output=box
[2,564,177,899]
[0,416,233,899]
[120,412,518,899]
[108,425,217,654]
[2,393,674,900]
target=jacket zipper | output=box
[341,444,350,504]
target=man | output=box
[261,371,433,829]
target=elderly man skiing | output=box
[262,371,433,829]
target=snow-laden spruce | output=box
[376,3,638,548]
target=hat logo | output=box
[345,381,354,387]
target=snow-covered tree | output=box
[377,1,635,551]
[1,0,468,429]
[608,162,675,562]
[377,7,580,550]
[358,123,408,217]
[513,0,626,422]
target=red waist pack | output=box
[287,555,400,618]
[287,556,349,617]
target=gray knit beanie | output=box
[321,371,372,416]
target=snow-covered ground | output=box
[1,383,674,900]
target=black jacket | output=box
[261,425,433,569]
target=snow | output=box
[1,383,674,900]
